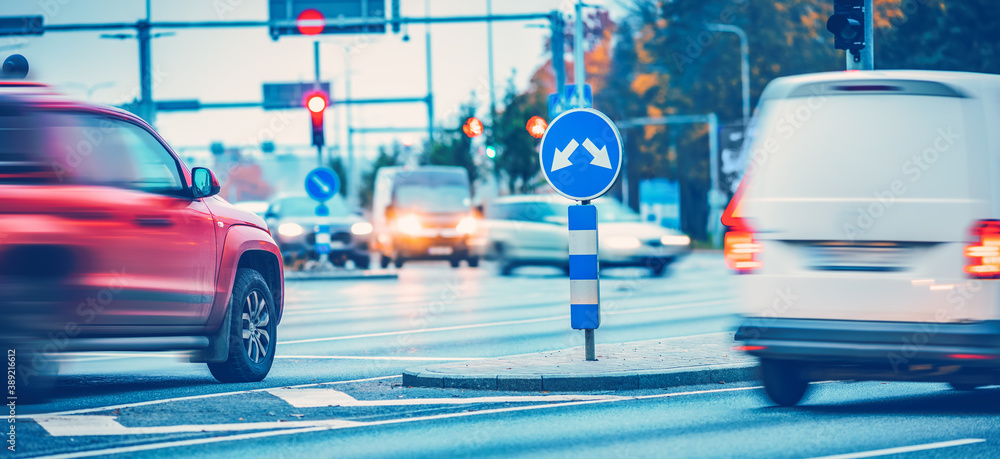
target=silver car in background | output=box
[484,195,690,276]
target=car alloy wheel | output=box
[241,289,271,364]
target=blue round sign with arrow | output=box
[304,167,340,203]
[539,108,623,201]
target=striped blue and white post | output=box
[569,203,600,360]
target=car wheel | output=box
[467,257,480,268]
[394,256,405,269]
[650,263,670,277]
[449,258,461,268]
[495,244,515,276]
[760,358,809,407]
[949,382,981,391]
[208,268,276,383]
[354,255,371,270]
[379,254,391,269]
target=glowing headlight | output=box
[456,216,478,235]
[604,236,641,250]
[660,235,691,246]
[396,214,423,236]
[277,222,304,238]
[351,222,373,235]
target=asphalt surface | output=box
[13,254,1000,458]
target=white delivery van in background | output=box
[729,71,1000,406]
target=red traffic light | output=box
[306,94,327,113]
[526,116,548,139]
[463,117,484,138]
[297,9,325,36]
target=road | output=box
[15,254,1000,458]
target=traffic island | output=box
[403,332,758,391]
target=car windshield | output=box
[395,185,470,213]
[279,196,350,217]
[595,199,642,222]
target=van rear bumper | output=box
[735,318,1000,368]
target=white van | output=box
[728,70,1000,406]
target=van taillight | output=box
[964,220,1000,279]
[725,226,762,273]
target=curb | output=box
[403,362,759,392]
[284,270,399,281]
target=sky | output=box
[3,0,616,163]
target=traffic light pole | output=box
[844,0,874,71]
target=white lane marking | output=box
[278,298,730,345]
[807,438,986,459]
[278,316,567,345]
[267,388,624,408]
[22,375,398,419]
[34,385,762,459]
[277,355,484,361]
[34,415,362,437]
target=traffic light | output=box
[485,146,497,159]
[526,116,548,139]
[307,92,327,148]
[463,117,484,138]
[827,0,865,52]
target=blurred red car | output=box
[0,82,284,391]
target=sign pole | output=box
[569,200,600,361]
[539,108,622,362]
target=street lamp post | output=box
[706,24,750,127]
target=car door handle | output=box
[134,216,174,227]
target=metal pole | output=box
[550,12,566,98]
[708,113,722,248]
[425,0,434,142]
[573,1,585,106]
[487,0,496,130]
[863,0,874,70]
[345,47,355,205]
[137,20,153,124]
[845,0,874,71]
[314,41,322,167]
[706,24,750,127]
[585,329,595,361]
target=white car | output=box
[484,195,690,276]
[729,70,1000,406]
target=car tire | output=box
[394,257,405,269]
[650,263,670,277]
[449,258,461,268]
[495,245,515,276]
[379,254,391,269]
[208,268,277,383]
[354,255,371,270]
[949,382,981,391]
[760,358,809,407]
[467,257,480,268]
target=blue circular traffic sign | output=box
[539,108,623,201]
[304,167,340,202]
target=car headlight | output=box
[456,216,478,235]
[660,235,691,246]
[604,236,641,250]
[396,214,423,236]
[351,222,374,236]
[277,222,304,238]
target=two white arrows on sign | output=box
[551,138,612,172]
